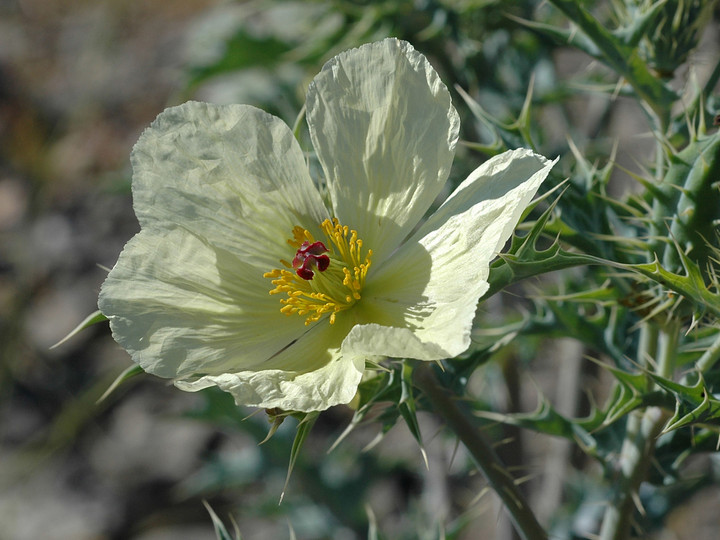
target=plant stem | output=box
[414,364,547,540]
[598,406,667,540]
[696,331,720,373]
[598,322,676,540]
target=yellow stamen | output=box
[263,218,372,325]
[288,226,314,249]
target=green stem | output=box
[656,323,679,379]
[598,322,676,540]
[696,331,720,373]
[414,364,547,540]
[598,406,668,540]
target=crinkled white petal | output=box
[342,323,449,360]
[101,227,366,411]
[100,101,342,382]
[346,149,557,360]
[176,328,365,412]
[306,38,460,265]
[100,228,317,379]
[130,101,328,272]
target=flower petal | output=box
[101,225,365,411]
[347,149,557,360]
[100,102,339,382]
[306,38,460,265]
[176,323,365,412]
[99,228,318,379]
[130,101,328,272]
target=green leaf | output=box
[658,426,720,476]
[485,204,608,298]
[329,367,402,452]
[96,364,144,404]
[509,15,601,60]
[399,361,427,467]
[631,251,720,320]
[547,300,628,364]
[611,0,669,49]
[50,309,108,349]
[546,0,677,124]
[601,372,647,426]
[473,360,671,461]
[204,500,241,540]
[476,295,630,364]
[669,58,720,141]
[475,396,602,454]
[649,372,720,433]
[331,362,430,463]
[366,504,379,540]
[455,74,538,153]
[281,411,319,503]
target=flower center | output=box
[264,218,372,325]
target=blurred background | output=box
[1,1,719,539]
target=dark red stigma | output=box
[292,241,329,280]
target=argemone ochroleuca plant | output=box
[99,38,556,412]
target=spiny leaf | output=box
[399,361,427,468]
[583,359,663,427]
[488,245,605,297]
[260,408,293,445]
[50,309,108,349]
[545,300,628,364]
[336,362,432,461]
[204,500,241,540]
[474,396,601,454]
[280,411,319,503]
[455,85,508,155]
[650,139,700,237]
[541,284,622,304]
[612,0,669,49]
[647,132,720,275]
[455,75,537,154]
[631,252,720,319]
[472,363,668,462]
[474,295,629,364]
[649,372,720,433]
[547,0,677,124]
[329,367,402,452]
[602,376,646,427]
[664,427,720,473]
[599,361,649,394]
[669,57,720,141]
[509,15,600,60]
[565,135,616,192]
[96,364,144,404]
[486,199,611,298]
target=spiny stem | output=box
[696,331,720,373]
[599,406,668,540]
[414,364,547,540]
[599,322,676,540]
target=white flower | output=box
[99,39,556,412]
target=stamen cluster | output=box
[264,219,372,325]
